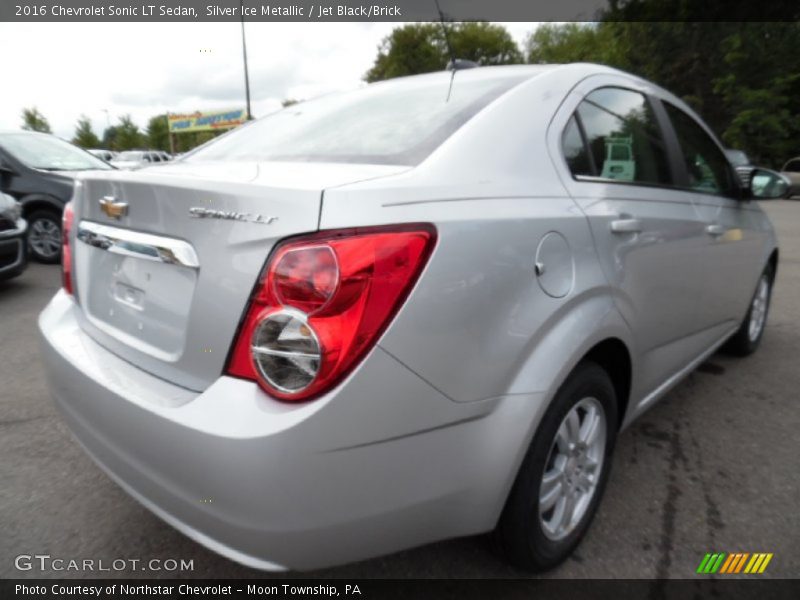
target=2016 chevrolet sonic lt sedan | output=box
[39,64,787,572]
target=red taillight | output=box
[226,224,436,402]
[62,202,74,295]
[272,245,339,314]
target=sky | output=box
[0,22,536,141]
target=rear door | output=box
[550,76,711,399]
[659,101,767,327]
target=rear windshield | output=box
[186,74,527,166]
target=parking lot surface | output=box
[1,201,798,579]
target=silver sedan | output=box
[39,64,786,572]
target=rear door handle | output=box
[610,218,642,234]
[706,224,726,237]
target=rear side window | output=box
[564,87,671,186]
[562,116,593,176]
[664,102,737,197]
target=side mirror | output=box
[748,168,790,200]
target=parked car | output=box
[110,150,171,170]
[39,64,787,573]
[87,149,117,162]
[780,157,800,198]
[725,148,754,189]
[0,192,27,280]
[0,130,113,263]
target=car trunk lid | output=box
[71,160,407,391]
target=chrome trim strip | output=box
[629,324,738,422]
[0,219,27,239]
[251,346,320,360]
[76,220,200,269]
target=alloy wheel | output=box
[29,216,61,260]
[539,397,607,541]
[748,275,770,343]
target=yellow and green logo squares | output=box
[697,552,773,574]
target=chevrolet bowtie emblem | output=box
[99,196,128,219]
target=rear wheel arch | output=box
[581,338,632,429]
[768,248,778,280]
[494,358,621,570]
[20,195,64,219]
[496,333,632,515]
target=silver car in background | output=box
[87,149,118,163]
[110,150,171,170]
[39,64,786,572]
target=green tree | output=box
[173,129,226,153]
[21,107,52,133]
[365,22,522,82]
[71,115,101,148]
[597,2,800,165]
[102,125,119,151]
[521,11,800,169]
[525,23,626,67]
[146,114,170,151]
[115,115,143,150]
[449,22,523,66]
[712,24,800,167]
[365,24,442,82]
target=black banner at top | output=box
[2,0,800,22]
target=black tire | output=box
[26,210,62,264]
[494,361,618,572]
[721,264,774,357]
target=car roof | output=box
[363,63,631,87]
[0,129,53,136]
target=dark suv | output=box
[0,131,113,263]
[0,192,27,280]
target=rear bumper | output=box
[39,291,545,571]
[0,220,28,280]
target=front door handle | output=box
[611,218,642,234]
[706,224,726,237]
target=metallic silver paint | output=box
[39,64,778,570]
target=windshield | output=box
[116,151,144,161]
[187,73,528,166]
[1,133,112,171]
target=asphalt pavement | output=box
[1,201,798,579]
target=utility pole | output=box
[240,0,253,120]
[167,114,175,156]
[101,109,112,150]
